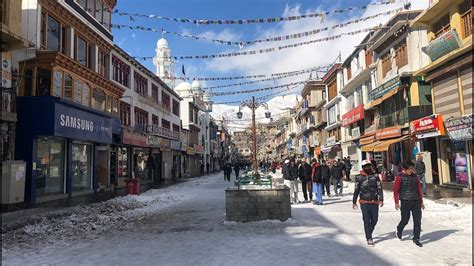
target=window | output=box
[327,79,337,101]
[82,83,90,107]
[76,36,87,66]
[173,124,180,132]
[365,50,372,67]
[134,107,148,126]
[189,108,193,122]
[53,71,63,97]
[61,27,67,54]
[36,137,65,196]
[87,0,95,16]
[120,101,131,126]
[172,99,180,116]
[381,52,392,78]
[92,88,106,111]
[95,1,103,22]
[432,14,450,39]
[151,84,159,102]
[103,6,111,30]
[134,72,147,97]
[106,95,112,113]
[37,68,51,96]
[162,119,170,129]
[74,80,82,103]
[45,15,60,51]
[328,105,336,125]
[152,114,159,125]
[347,66,352,81]
[112,56,130,87]
[162,91,170,111]
[460,0,472,39]
[395,40,408,68]
[98,50,108,78]
[64,74,73,101]
[40,13,46,48]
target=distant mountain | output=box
[210,94,301,132]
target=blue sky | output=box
[112,0,426,105]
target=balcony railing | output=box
[1,88,15,113]
[461,9,472,39]
[146,124,180,140]
[379,109,408,129]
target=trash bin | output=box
[125,179,140,195]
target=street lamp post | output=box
[237,96,271,176]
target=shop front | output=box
[438,114,473,190]
[342,104,365,174]
[15,96,120,205]
[321,136,341,160]
[171,140,182,179]
[121,128,152,187]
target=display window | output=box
[447,141,469,185]
[72,143,92,191]
[134,149,151,180]
[36,137,65,195]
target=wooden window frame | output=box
[381,52,392,78]
[134,71,148,97]
[395,40,408,68]
[162,91,171,111]
[172,99,180,116]
[151,84,159,103]
[173,124,180,132]
[432,14,450,39]
[161,119,171,130]
[365,50,372,67]
[347,66,352,81]
[112,55,130,87]
[134,107,148,126]
[459,0,472,39]
[152,114,159,126]
[75,35,88,66]
[120,101,131,127]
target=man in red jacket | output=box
[394,161,425,247]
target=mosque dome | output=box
[174,81,192,98]
[191,80,201,94]
[157,38,169,48]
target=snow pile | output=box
[2,176,211,253]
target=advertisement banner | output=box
[194,144,205,154]
[410,114,445,138]
[342,104,365,127]
[123,129,147,146]
[422,29,462,62]
[351,127,361,139]
[1,52,12,88]
[376,126,401,140]
[446,114,473,141]
[54,103,114,144]
[369,76,401,100]
[170,140,182,151]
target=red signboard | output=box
[342,104,365,127]
[410,114,445,136]
[376,126,401,140]
[194,144,205,154]
[123,129,148,147]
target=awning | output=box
[366,87,403,109]
[372,136,409,152]
[360,141,382,152]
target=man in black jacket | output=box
[319,160,331,197]
[344,156,352,181]
[298,159,313,202]
[353,159,384,247]
[331,160,345,196]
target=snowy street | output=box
[2,171,472,265]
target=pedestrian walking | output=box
[415,155,427,195]
[344,156,353,181]
[311,159,323,205]
[394,161,425,247]
[223,162,232,182]
[206,162,210,175]
[352,160,384,247]
[331,160,344,196]
[319,160,331,197]
[298,159,313,202]
[282,159,300,204]
[233,162,240,178]
[200,162,205,176]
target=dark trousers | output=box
[360,204,379,240]
[224,172,231,181]
[235,170,239,178]
[301,180,312,200]
[397,200,422,240]
[322,177,331,196]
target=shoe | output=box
[318,202,323,205]
[367,239,374,247]
[395,230,402,240]
[413,239,423,247]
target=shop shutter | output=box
[460,68,473,114]
[433,75,461,119]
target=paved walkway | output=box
[2,172,472,265]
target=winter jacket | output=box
[415,161,425,175]
[311,163,322,183]
[223,163,232,174]
[330,164,344,180]
[289,164,298,180]
[282,164,291,180]
[394,173,423,203]
[344,159,352,172]
[352,172,384,204]
[319,165,331,179]
[233,163,240,172]
[298,163,312,182]
[298,164,306,179]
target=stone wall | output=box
[225,187,291,222]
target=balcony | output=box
[378,109,408,129]
[1,88,17,122]
[461,8,472,39]
[147,124,180,140]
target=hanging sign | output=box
[342,104,365,127]
[445,114,473,141]
[376,126,401,140]
[410,114,445,138]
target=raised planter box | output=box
[225,186,291,222]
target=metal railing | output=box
[146,124,180,140]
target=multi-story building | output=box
[322,63,344,160]
[1,0,30,162]
[175,80,204,177]
[339,34,373,175]
[112,44,182,188]
[14,0,124,205]
[233,128,253,162]
[412,0,472,191]
[300,80,327,160]
[361,10,431,173]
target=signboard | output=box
[194,144,205,154]
[1,52,12,88]
[326,136,336,146]
[369,76,401,100]
[186,147,195,155]
[376,126,401,140]
[123,129,147,146]
[360,135,375,145]
[351,127,361,139]
[55,103,114,144]
[446,114,473,141]
[170,140,182,151]
[342,104,365,127]
[422,29,462,62]
[410,114,445,139]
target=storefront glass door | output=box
[118,147,129,187]
[72,143,92,191]
[36,137,65,195]
[447,141,469,186]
